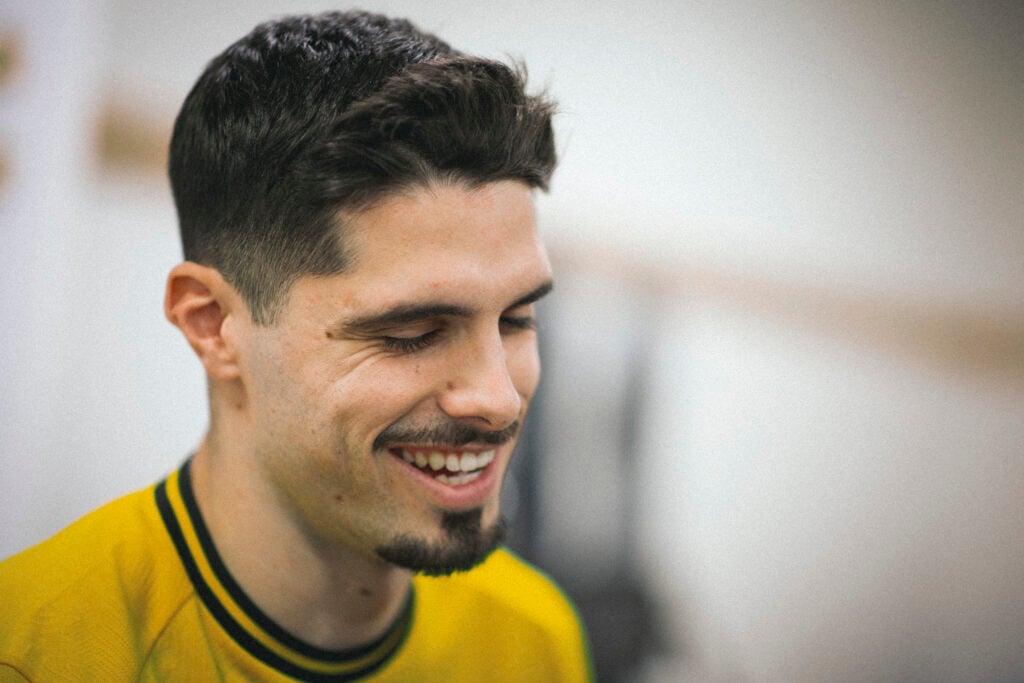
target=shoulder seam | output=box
[0,662,32,682]
[135,589,197,681]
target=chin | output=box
[375,512,508,576]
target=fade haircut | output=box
[168,11,557,324]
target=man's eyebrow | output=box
[334,304,472,335]
[508,280,554,310]
[331,280,554,336]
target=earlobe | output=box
[165,262,244,381]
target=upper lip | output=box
[388,443,498,455]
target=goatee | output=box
[375,509,508,576]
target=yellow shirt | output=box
[0,462,592,682]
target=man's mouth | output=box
[390,447,496,486]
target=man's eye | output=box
[500,315,537,332]
[382,330,440,353]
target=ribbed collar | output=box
[155,459,413,681]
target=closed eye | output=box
[500,315,537,332]
[382,329,442,353]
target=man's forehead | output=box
[328,181,542,274]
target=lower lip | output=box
[388,450,501,509]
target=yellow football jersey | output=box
[0,461,592,682]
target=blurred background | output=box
[2,1,1022,680]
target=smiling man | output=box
[0,11,591,682]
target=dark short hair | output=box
[168,11,557,324]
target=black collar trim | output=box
[155,459,412,681]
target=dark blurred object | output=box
[504,273,668,682]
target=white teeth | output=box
[398,448,496,476]
[429,452,446,471]
[478,450,495,467]
[436,471,482,486]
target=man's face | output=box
[238,180,551,574]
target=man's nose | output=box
[436,331,521,431]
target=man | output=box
[0,11,591,682]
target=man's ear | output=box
[164,262,247,381]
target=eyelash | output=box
[501,315,537,331]
[382,330,441,353]
[381,316,537,354]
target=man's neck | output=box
[188,439,413,651]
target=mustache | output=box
[373,418,521,452]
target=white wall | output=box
[1,1,1022,680]
[638,301,1024,681]
[1,0,204,555]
